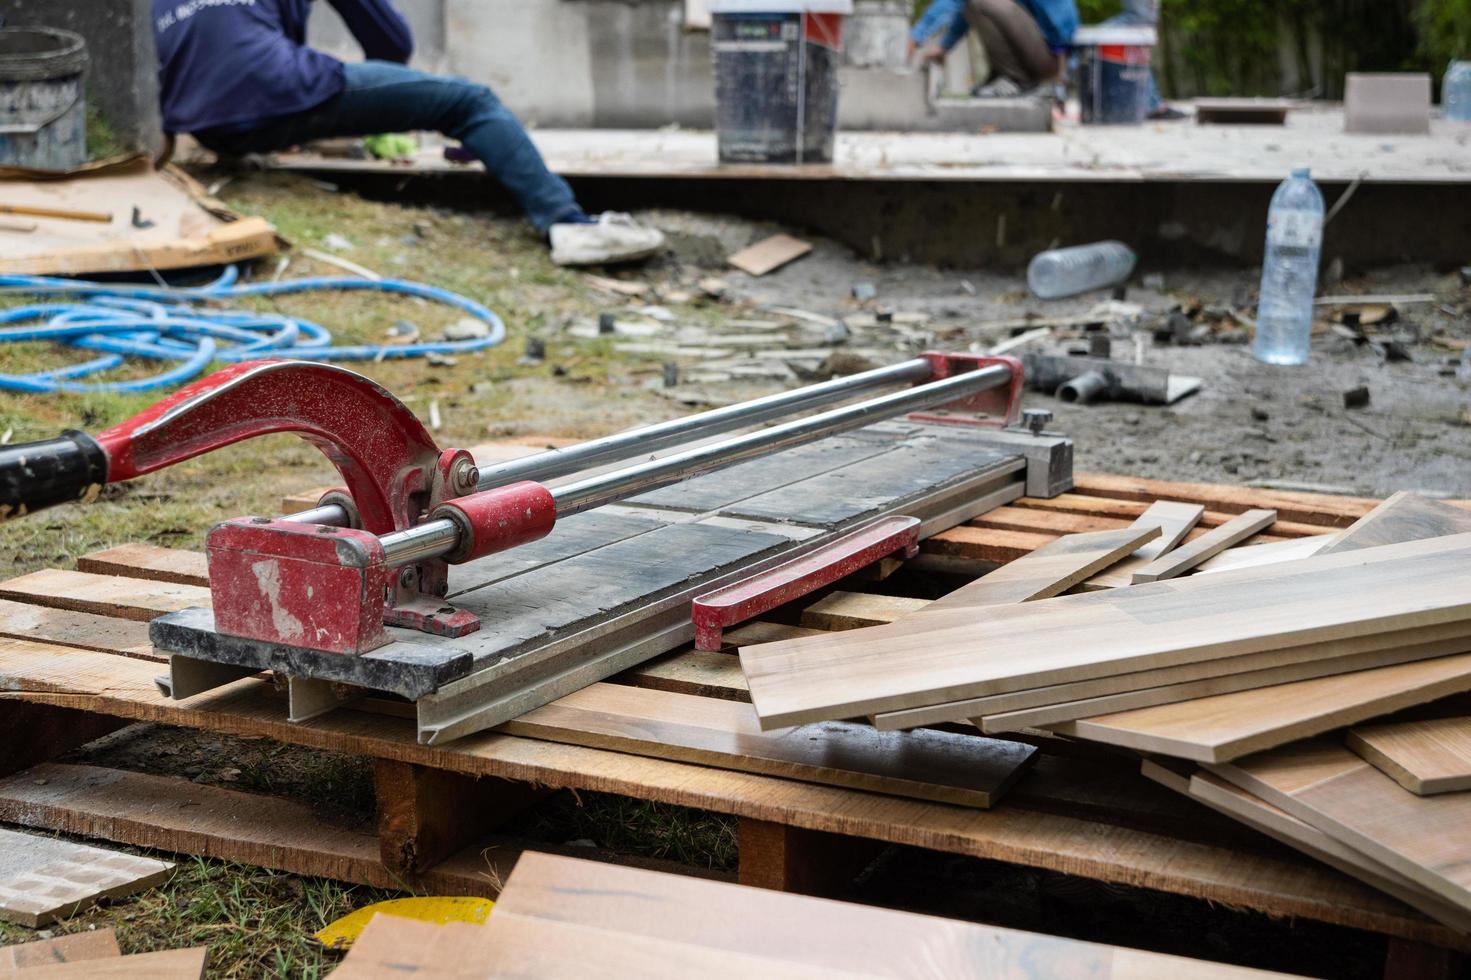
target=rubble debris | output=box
[598,313,617,335]
[1343,385,1372,410]
[727,234,812,276]
[851,281,877,302]
[444,318,490,341]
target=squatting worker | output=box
[908,0,1079,98]
[152,0,665,266]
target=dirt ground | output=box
[0,172,1467,976]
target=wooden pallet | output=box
[0,472,1466,974]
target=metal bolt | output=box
[1023,408,1053,436]
[399,566,418,590]
[451,458,479,494]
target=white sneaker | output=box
[549,212,665,266]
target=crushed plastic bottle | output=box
[1026,241,1138,300]
[1253,168,1323,366]
[1444,61,1471,122]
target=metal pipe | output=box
[472,357,935,490]
[285,504,348,527]
[376,362,1011,565]
[1057,371,1109,405]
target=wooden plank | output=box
[926,527,1157,611]
[7,948,207,979]
[798,592,929,630]
[727,234,812,276]
[740,533,1471,729]
[617,649,750,701]
[737,818,883,897]
[876,622,1471,731]
[373,760,542,874]
[75,544,208,587]
[1320,491,1471,556]
[720,621,826,647]
[0,599,154,660]
[0,701,127,778]
[0,763,519,897]
[1131,509,1278,583]
[499,683,1035,808]
[490,851,1302,979]
[922,525,1058,563]
[1194,534,1334,575]
[0,827,173,927]
[1140,761,1471,933]
[1013,493,1323,538]
[0,642,1456,945]
[981,638,1471,736]
[1211,739,1471,915]
[1080,500,1205,590]
[1070,472,1387,527]
[0,929,121,968]
[0,570,209,623]
[1347,715,1471,796]
[1049,652,1471,762]
[978,502,1306,541]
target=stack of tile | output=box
[739,493,1471,931]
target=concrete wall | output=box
[3,0,161,154]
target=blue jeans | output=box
[197,61,580,233]
[1100,10,1164,112]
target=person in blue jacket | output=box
[909,0,1079,97]
[152,0,664,266]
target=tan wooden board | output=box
[1049,652,1471,762]
[0,599,154,660]
[1078,501,1205,590]
[1193,534,1334,575]
[485,851,1299,980]
[0,641,1452,944]
[1068,473,1386,528]
[0,827,173,927]
[740,533,1471,729]
[1347,715,1471,796]
[618,649,750,701]
[0,929,121,969]
[975,501,1312,540]
[922,525,1058,564]
[5,947,207,979]
[925,527,1158,611]
[499,682,1035,808]
[981,637,1471,736]
[76,543,209,587]
[1320,491,1471,555]
[727,234,812,276]
[873,622,1471,732]
[1140,761,1471,933]
[1210,739,1471,915]
[1131,509,1277,583]
[0,570,210,623]
[799,592,929,630]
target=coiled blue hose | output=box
[0,265,507,393]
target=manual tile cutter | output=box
[0,352,1068,742]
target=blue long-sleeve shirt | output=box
[910,0,1079,54]
[154,0,413,135]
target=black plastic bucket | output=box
[0,27,89,170]
[710,1,851,164]
[1073,25,1155,125]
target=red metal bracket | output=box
[908,351,1024,428]
[690,516,920,652]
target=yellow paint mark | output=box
[314,896,494,950]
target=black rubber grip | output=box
[0,430,108,521]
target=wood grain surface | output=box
[1079,501,1205,589]
[926,526,1158,610]
[1131,509,1278,583]
[1347,715,1471,795]
[1320,491,1471,556]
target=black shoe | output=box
[1148,106,1188,121]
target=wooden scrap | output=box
[9,947,207,978]
[0,203,112,223]
[1049,651,1471,763]
[76,543,209,588]
[1194,534,1334,575]
[0,929,121,969]
[1319,491,1471,556]
[927,526,1159,611]
[798,592,929,630]
[1078,500,1204,589]
[1347,715,1471,796]
[1130,508,1277,583]
[0,828,173,927]
[727,234,812,277]
[499,683,1035,808]
[740,533,1471,729]
[0,570,209,623]
[1210,739,1471,915]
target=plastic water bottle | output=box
[1253,168,1323,366]
[1445,61,1471,122]
[1027,241,1138,299]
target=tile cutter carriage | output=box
[0,352,1071,743]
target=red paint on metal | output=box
[908,352,1025,428]
[96,360,440,536]
[431,481,557,564]
[207,518,393,655]
[690,516,920,651]
[803,12,844,51]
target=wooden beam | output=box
[373,760,543,875]
[0,702,125,778]
[737,818,882,897]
